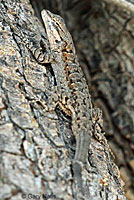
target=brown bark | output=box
[0,0,132,199]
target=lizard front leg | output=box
[11,24,56,64]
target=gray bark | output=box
[0,0,132,199]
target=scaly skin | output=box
[41,9,93,194]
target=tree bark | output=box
[0,0,132,199]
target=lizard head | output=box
[41,9,71,50]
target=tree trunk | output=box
[0,0,132,199]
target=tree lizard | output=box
[41,10,94,194]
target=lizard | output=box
[41,10,94,195]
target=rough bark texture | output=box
[0,0,133,199]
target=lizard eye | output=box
[55,40,60,43]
